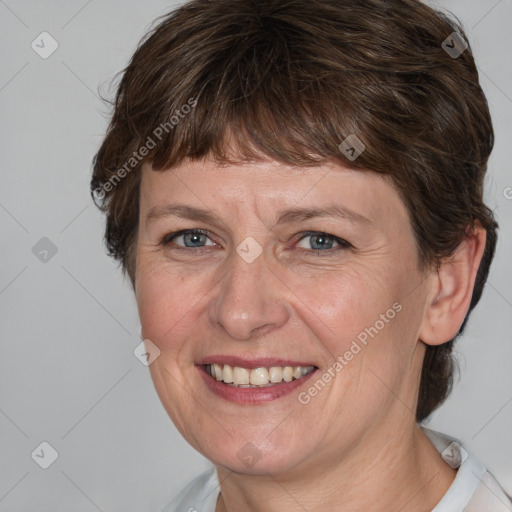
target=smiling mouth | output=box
[204,363,317,388]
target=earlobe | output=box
[419,225,487,347]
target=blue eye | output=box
[162,229,215,248]
[161,229,351,255]
[295,232,350,252]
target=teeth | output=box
[213,363,223,381]
[223,364,234,383]
[250,367,269,385]
[269,366,283,383]
[233,366,250,385]
[283,366,293,382]
[206,364,315,387]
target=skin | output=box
[135,154,486,512]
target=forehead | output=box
[141,157,402,212]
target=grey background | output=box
[0,0,510,510]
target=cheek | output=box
[285,262,398,353]
[288,258,424,410]
[136,259,199,353]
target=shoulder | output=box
[160,466,220,512]
[466,471,512,511]
[421,426,512,511]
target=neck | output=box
[215,422,456,512]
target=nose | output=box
[208,250,290,341]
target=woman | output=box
[91,0,511,510]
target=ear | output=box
[419,225,487,346]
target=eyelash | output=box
[160,229,352,255]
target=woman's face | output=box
[135,156,433,476]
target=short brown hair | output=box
[91,0,498,421]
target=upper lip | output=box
[197,356,317,369]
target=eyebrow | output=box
[145,203,372,228]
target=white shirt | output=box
[161,427,512,512]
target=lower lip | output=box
[197,365,318,404]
